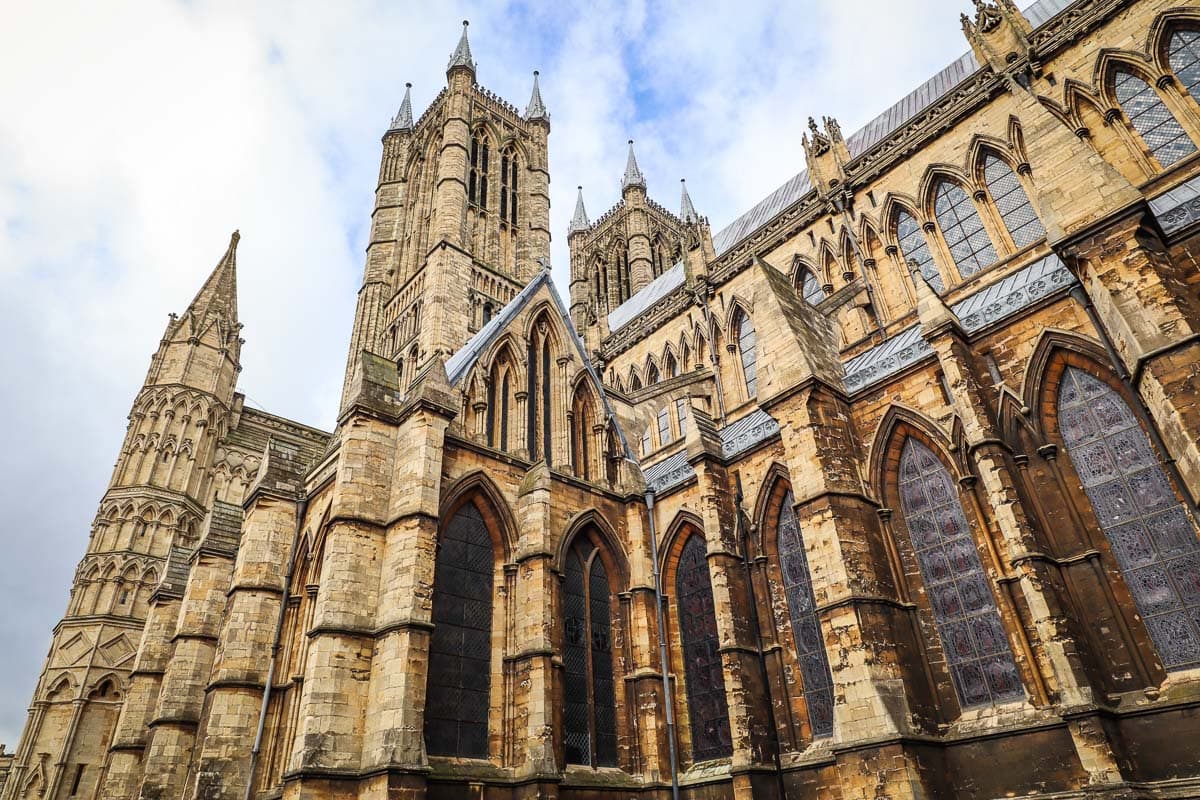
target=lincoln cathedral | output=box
[7,0,1200,797]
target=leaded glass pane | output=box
[897,439,1024,707]
[932,180,998,278]
[736,312,757,397]
[1115,69,1197,167]
[590,556,618,766]
[777,491,835,737]
[427,503,494,758]
[1169,29,1200,105]
[896,209,944,293]
[1057,367,1200,670]
[563,547,591,765]
[657,407,671,444]
[676,398,689,437]
[676,534,732,761]
[799,268,825,305]
[983,155,1045,249]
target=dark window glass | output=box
[897,438,1024,707]
[1169,29,1200,104]
[563,540,618,767]
[528,339,539,461]
[933,180,997,279]
[665,352,678,378]
[1115,69,1197,167]
[676,533,732,761]
[982,155,1045,249]
[426,503,494,757]
[735,311,757,397]
[542,339,552,467]
[500,374,510,450]
[1057,367,1200,669]
[896,209,943,293]
[799,268,824,305]
[647,362,660,385]
[777,491,835,736]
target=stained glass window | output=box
[563,539,619,766]
[896,209,944,293]
[676,533,732,761]
[1169,29,1200,104]
[427,503,494,757]
[798,268,825,305]
[897,439,1024,707]
[734,310,757,397]
[777,491,835,737]
[933,180,997,279]
[982,155,1045,249]
[1056,367,1200,670]
[1114,68,1197,167]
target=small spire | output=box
[525,70,548,121]
[448,20,475,73]
[680,179,699,224]
[621,139,645,190]
[569,186,590,234]
[183,230,240,325]
[389,82,413,132]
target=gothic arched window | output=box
[798,267,824,306]
[932,180,997,279]
[733,309,757,397]
[657,406,671,444]
[665,351,678,378]
[1056,366,1200,670]
[563,537,618,766]
[500,146,518,227]
[469,131,490,208]
[676,533,732,761]
[1168,28,1200,104]
[776,490,835,737]
[982,154,1045,249]
[675,398,689,438]
[896,209,943,293]
[426,502,494,758]
[897,438,1023,708]
[571,386,594,481]
[1114,68,1197,167]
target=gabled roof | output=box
[607,261,685,331]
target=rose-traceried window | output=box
[897,438,1024,708]
[426,503,493,757]
[1114,68,1197,167]
[776,490,835,737]
[563,537,618,766]
[1057,367,1200,670]
[676,533,732,761]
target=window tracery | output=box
[798,267,825,305]
[981,155,1045,249]
[896,209,943,293]
[1168,29,1200,104]
[676,533,732,761]
[1114,68,1197,167]
[932,180,997,279]
[733,309,757,397]
[563,537,618,766]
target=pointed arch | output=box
[921,166,998,279]
[868,403,957,496]
[1099,49,1197,168]
[816,239,840,286]
[1019,329,1113,434]
[571,379,600,481]
[973,144,1046,250]
[885,195,943,294]
[439,470,518,559]
[645,355,661,386]
[45,673,77,701]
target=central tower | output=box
[341,22,551,410]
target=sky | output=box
[0,0,976,745]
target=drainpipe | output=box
[1069,283,1200,522]
[645,490,681,800]
[244,491,308,800]
[734,474,787,798]
[831,193,888,341]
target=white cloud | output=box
[0,0,980,745]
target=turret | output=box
[801,116,852,206]
[621,140,654,293]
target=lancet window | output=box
[676,533,732,761]
[1056,367,1200,670]
[896,438,1023,707]
[733,309,757,397]
[500,146,518,227]
[469,131,490,208]
[1114,68,1197,167]
[426,502,493,758]
[776,490,835,737]
[1168,29,1200,104]
[981,154,1045,249]
[896,209,943,293]
[563,537,618,767]
[798,267,824,305]
[932,179,997,279]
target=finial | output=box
[389,82,414,131]
[231,229,240,245]
[525,69,548,121]
[569,185,590,235]
[680,179,699,224]
[622,139,645,190]
[448,19,475,73]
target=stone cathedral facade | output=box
[7,1,1200,797]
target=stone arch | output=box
[1148,7,1200,73]
[1019,329,1113,437]
[918,163,977,217]
[868,403,957,498]
[556,509,628,584]
[439,470,518,560]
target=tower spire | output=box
[569,186,590,234]
[447,20,475,74]
[183,230,240,327]
[680,178,699,224]
[389,82,413,132]
[621,139,646,190]
[525,70,548,121]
